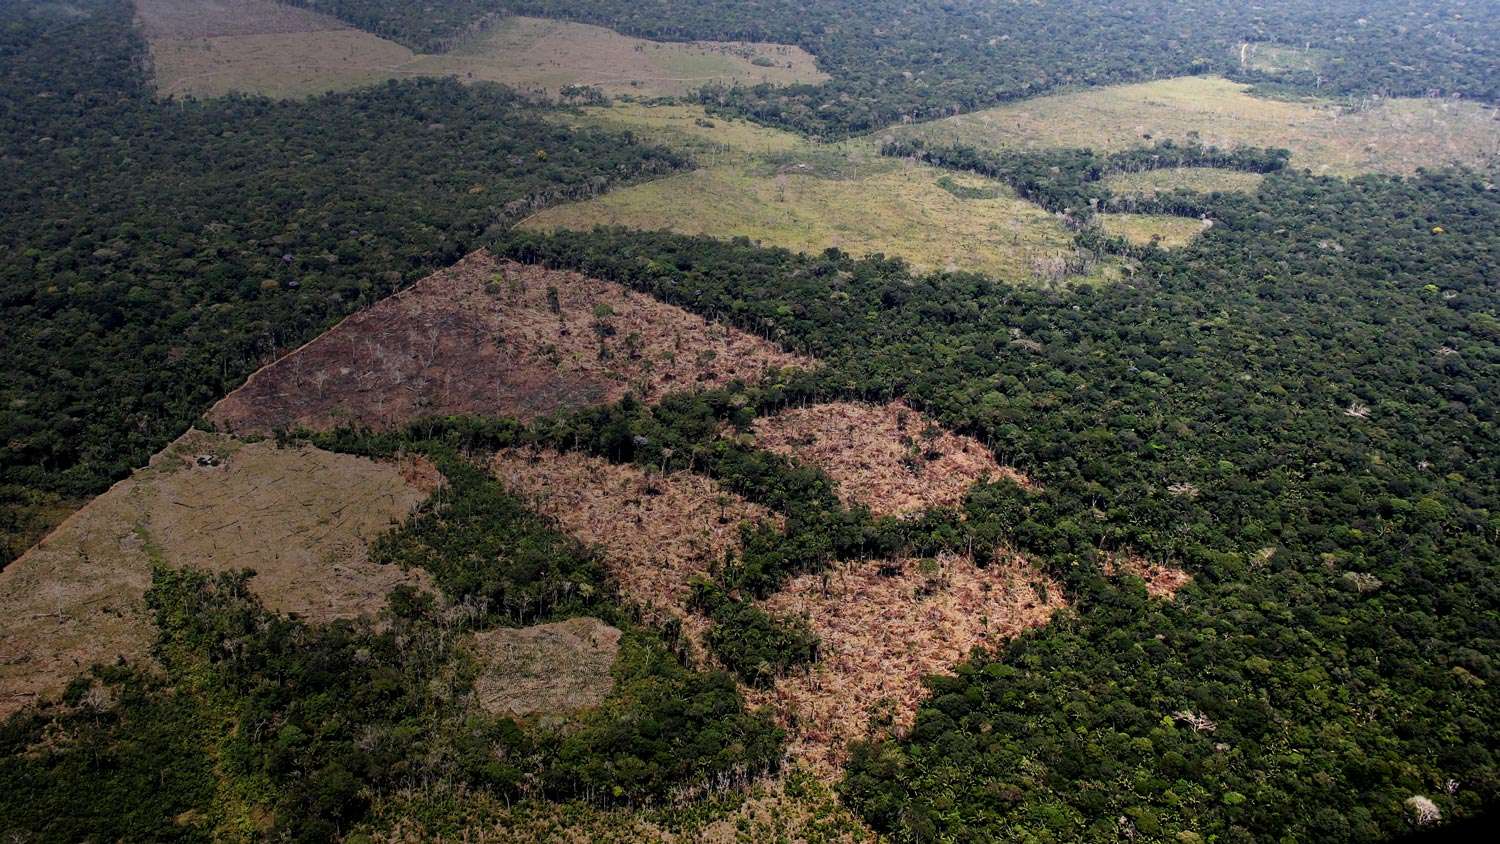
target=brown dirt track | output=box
[0,430,434,718]
[209,250,811,436]
[749,552,1065,772]
[750,400,1032,517]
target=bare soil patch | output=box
[1105,553,1193,599]
[468,616,621,722]
[749,400,1031,517]
[0,430,432,718]
[408,16,827,99]
[134,0,348,39]
[749,552,1065,771]
[209,250,811,436]
[491,449,775,643]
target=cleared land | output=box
[749,400,1031,517]
[1237,42,1330,75]
[404,16,825,98]
[0,430,433,718]
[523,113,1121,282]
[209,250,811,436]
[1106,553,1193,599]
[1097,213,1211,248]
[137,3,822,100]
[1103,167,1265,196]
[751,552,1065,770]
[491,448,776,635]
[468,617,621,723]
[369,770,874,842]
[886,76,1500,177]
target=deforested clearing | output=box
[136,0,419,99]
[468,617,622,722]
[137,4,823,100]
[209,250,811,436]
[1106,553,1194,599]
[749,552,1066,771]
[750,400,1031,517]
[887,75,1500,177]
[492,448,776,629]
[403,16,827,99]
[134,0,347,39]
[1103,167,1265,196]
[1097,212,1211,248]
[0,430,433,718]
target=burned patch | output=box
[209,250,811,436]
[491,449,775,639]
[750,400,1031,517]
[748,552,1065,771]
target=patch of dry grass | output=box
[749,400,1030,517]
[522,144,1122,282]
[0,430,433,718]
[750,552,1065,771]
[887,75,1499,177]
[406,16,825,98]
[1097,213,1211,248]
[147,29,419,99]
[1103,167,1265,196]
[209,250,812,436]
[137,4,823,100]
[468,617,621,723]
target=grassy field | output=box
[885,76,1499,176]
[526,106,1123,283]
[406,16,826,98]
[1097,213,1211,248]
[1103,166,1266,196]
[0,430,432,718]
[1237,42,1330,75]
[139,2,824,100]
[148,29,418,99]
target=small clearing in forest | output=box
[468,616,622,723]
[1105,553,1193,599]
[749,400,1032,517]
[1097,212,1211,248]
[886,75,1499,177]
[1103,167,1265,196]
[0,430,434,718]
[209,250,811,436]
[491,448,776,643]
[749,552,1066,771]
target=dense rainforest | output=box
[0,0,686,562]
[287,0,1500,135]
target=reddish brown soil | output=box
[492,448,775,625]
[0,431,433,718]
[210,250,812,436]
[749,552,1065,772]
[750,400,1032,517]
[134,0,349,39]
[1105,553,1193,599]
